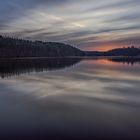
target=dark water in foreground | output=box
[0,57,140,140]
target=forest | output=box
[0,35,84,58]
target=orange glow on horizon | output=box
[86,59,119,66]
[84,43,122,51]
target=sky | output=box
[0,0,140,51]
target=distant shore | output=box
[0,56,140,60]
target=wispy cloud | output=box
[0,0,140,50]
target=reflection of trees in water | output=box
[108,57,140,65]
[0,58,81,78]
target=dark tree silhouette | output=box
[0,35,84,58]
[105,46,140,56]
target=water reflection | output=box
[109,57,140,65]
[0,58,140,140]
[0,58,81,78]
[0,57,140,78]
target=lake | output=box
[0,57,140,140]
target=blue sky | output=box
[0,0,140,50]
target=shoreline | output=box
[0,56,140,60]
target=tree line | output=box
[0,35,84,58]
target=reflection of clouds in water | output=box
[0,58,140,107]
[80,59,140,80]
[0,59,140,139]
[1,64,140,108]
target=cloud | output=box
[0,0,140,50]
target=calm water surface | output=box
[0,58,140,140]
